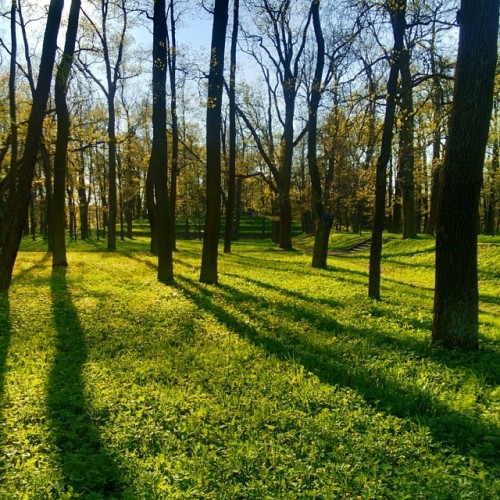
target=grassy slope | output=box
[0,234,498,498]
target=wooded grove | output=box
[0,0,498,345]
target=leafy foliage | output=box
[0,235,498,497]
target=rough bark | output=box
[308,0,333,268]
[426,18,444,236]
[168,0,179,251]
[400,42,416,239]
[148,0,173,282]
[52,0,81,267]
[368,0,406,300]
[432,0,499,349]
[0,0,64,291]
[200,0,229,284]
[223,0,239,254]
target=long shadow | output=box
[48,268,123,497]
[11,252,51,283]
[480,293,500,307]
[175,275,499,467]
[218,278,499,385]
[223,272,340,309]
[0,292,11,479]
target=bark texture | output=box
[200,0,229,284]
[432,0,499,349]
[368,0,406,299]
[0,0,64,291]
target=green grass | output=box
[0,234,498,498]
[129,215,303,239]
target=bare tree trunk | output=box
[426,15,445,236]
[53,0,81,267]
[308,0,333,268]
[400,45,416,239]
[40,142,53,250]
[484,100,498,235]
[432,0,498,350]
[200,0,229,284]
[168,0,179,251]
[224,0,239,254]
[368,0,406,300]
[0,0,64,291]
[148,0,173,282]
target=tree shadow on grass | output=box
[174,275,499,468]
[220,277,499,385]
[223,272,340,309]
[11,252,51,283]
[49,268,123,497]
[0,293,11,477]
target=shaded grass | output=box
[0,293,11,479]
[48,268,123,497]
[173,274,499,463]
[0,234,498,498]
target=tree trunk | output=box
[391,166,402,233]
[126,198,133,238]
[400,45,416,239]
[148,0,173,282]
[426,18,445,236]
[484,101,498,235]
[78,163,89,240]
[40,143,53,250]
[223,0,239,254]
[200,0,229,284]
[52,0,81,267]
[432,0,498,349]
[308,0,333,268]
[107,97,117,251]
[6,0,18,235]
[368,0,406,300]
[0,0,64,291]
[168,0,179,251]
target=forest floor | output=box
[0,233,499,498]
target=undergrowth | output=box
[0,234,498,498]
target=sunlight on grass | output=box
[0,235,498,497]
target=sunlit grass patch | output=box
[0,234,498,497]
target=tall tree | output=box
[199,0,229,284]
[167,0,180,252]
[308,0,332,268]
[432,0,499,349]
[223,0,239,254]
[426,3,447,235]
[79,0,129,251]
[7,0,18,223]
[399,34,416,239]
[368,0,406,300]
[0,0,64,291]
[147,0,173,282]
[52,0,82,267]
[240,0,310,250]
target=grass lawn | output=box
[0,233,498,498]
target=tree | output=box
[308,0,333,268]
[0,0,64,291]
[398,28,416,239]
[52,0,82,267]
[147,0,173,282]
[199,0,229,284]
[223,0,239,254]
[368,0,407,300]
[78,0,129,251]
[242,0,310,250]
[167,0,180,251]
[432,0,499,349]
